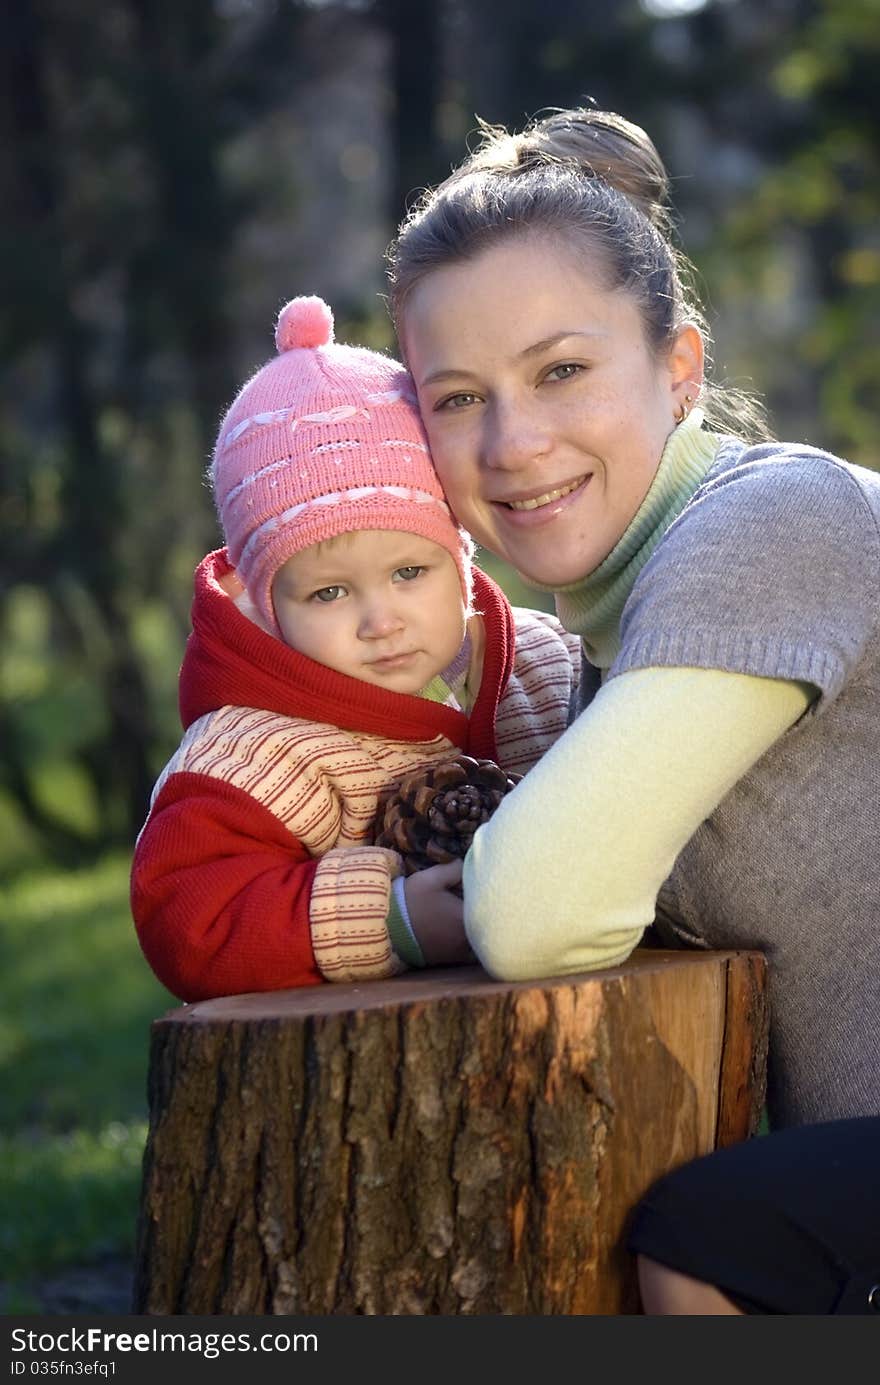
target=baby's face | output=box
[271,530,466,695]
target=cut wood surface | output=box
[133,948,768,1316]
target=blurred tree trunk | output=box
[3,0,157,844]
[127,0,239,447]
[382,0,442,222]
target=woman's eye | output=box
[436,391,479,411]
[394,566,424,582]
[312,585,344,603]
[545,363,584,383]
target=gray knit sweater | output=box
[600,438,880,1127]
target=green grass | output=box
[0,851,174,1308]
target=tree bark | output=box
[133,948,767,1315]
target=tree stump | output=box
[133,948,767,1316]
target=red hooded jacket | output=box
[131,550,579,1001]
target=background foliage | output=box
[1,0,878,1310]
[3,0,878,867]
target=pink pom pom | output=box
[275,296,334,353]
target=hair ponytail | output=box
[463,108,672,234]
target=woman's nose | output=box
[481,399,551,472]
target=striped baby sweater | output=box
[131,548,580,1001]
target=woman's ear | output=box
[668,323,705,409]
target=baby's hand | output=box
[404,860,475,966]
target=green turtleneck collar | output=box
[552,409,721,669]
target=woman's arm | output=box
[463,664,812,979]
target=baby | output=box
[131,296,579,1000]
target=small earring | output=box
[674,392,694,425]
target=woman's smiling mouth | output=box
[500,476,590,512]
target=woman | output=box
[384,108,879,1132]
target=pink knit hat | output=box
[211,295,473,629]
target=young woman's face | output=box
[271,530,466,694]
[403,237,701,588]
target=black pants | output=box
[627,1117,880,1314]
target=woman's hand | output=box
[404,860,476,965]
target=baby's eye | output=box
[545,363,584,382]
[311,585,345,603]
[394,566,424,582]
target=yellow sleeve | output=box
[462,665,812,980]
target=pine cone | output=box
[373,754,522,877]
